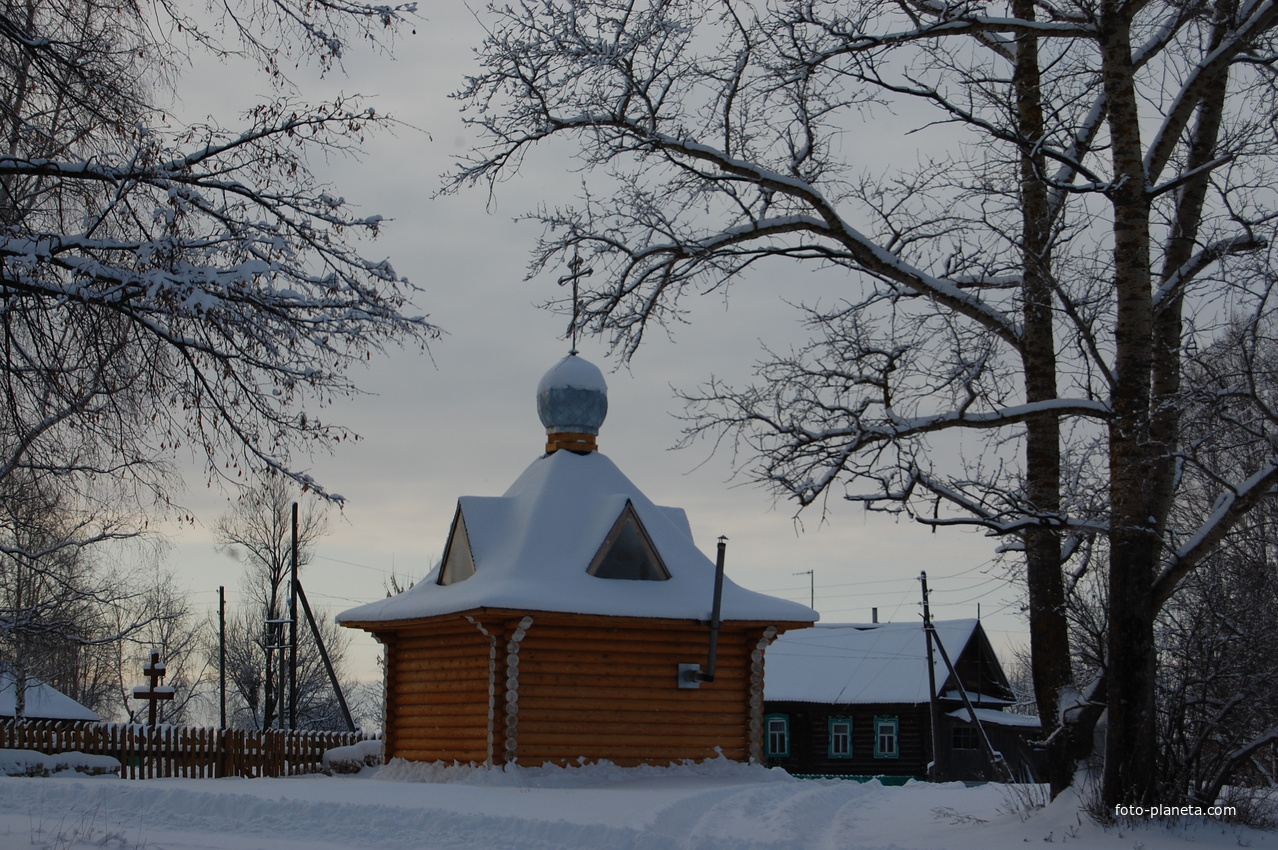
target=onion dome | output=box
[536,353,608,454]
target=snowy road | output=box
[0,760,1273,850]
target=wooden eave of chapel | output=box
[343,609,794,635]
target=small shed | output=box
[763,620,1043,781]
[0,667,100,722]
[339,354,815,767]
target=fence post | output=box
[217,727,227,779]
[121,724,132,781]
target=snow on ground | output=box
[0,758,1274,850]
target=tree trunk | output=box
[1100,0,1158,809]
[1013,0,1076,798]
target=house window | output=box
[828,717,853,758]
[765,714,790,758]
[952,726,979,750]
[874,716,899,759]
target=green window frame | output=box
[828,717,853,758]
[873,716,899,759]
[765,713,790,758]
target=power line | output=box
[312,553,402,576]
[755,559,998,595]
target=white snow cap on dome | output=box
[536,353,608,394]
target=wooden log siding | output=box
[350,609,804,768]
[383,622,494,764]
[502,615,760,767]
[0,720,373,779]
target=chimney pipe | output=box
[702,536,727,682]
[678,536,727,687]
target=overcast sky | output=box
[160,5,1026,681]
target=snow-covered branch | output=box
[1155,460,1278,609]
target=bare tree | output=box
[108,563,209,725]
[0,478,152,717]
[1150,320,1278,808]
[448,0,1278,807]
[215,477,348,730]
[0,0,435,516]
[1156,536,1278,811]
[0,0,427,722]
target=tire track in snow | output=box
[647,779,879,849]
[0,775,918,850]
[1,778,821,850]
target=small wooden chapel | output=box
[338,353,816,767]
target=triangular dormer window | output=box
[438,507,476,585]
[587,501,671,581]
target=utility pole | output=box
[290,502,299,730]
[296,581,356,732]
[218,586,227,730]
[920,571,943,782]
[922,577,1016,785]
[264,617,290,729]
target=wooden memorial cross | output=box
[133,648,175,727]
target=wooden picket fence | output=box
[0,720,375,779]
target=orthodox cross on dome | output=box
[557,250,592,355]
[132,648,175,727]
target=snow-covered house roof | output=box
[339,353,816,627]
[0,669,99,721]
[764,619,1010,705]
[948,706,1040,728]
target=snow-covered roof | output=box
[939,690,1012,705]
[948,707,1041,728]
[0,669,99,721]
[338,449,817,625]
[764,619,995,705]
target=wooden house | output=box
[338,354,815,767]
[762,620,1043,781]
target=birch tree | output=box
[448,0,1278,807]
